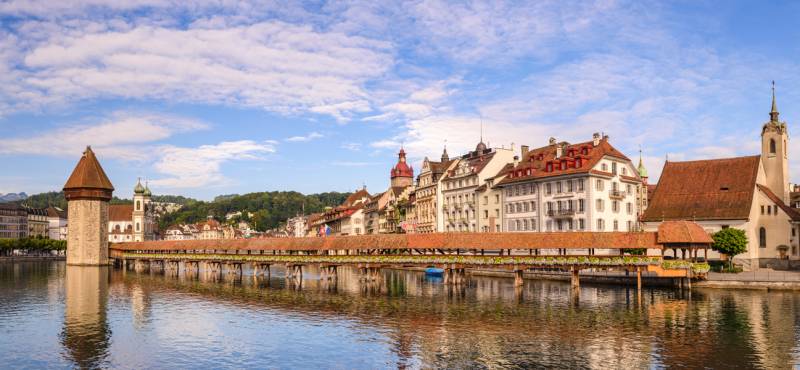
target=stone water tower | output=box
[63,146,115,266]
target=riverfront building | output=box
[642,89,800,269]
[46,206,68,240]
[0,203,28,239]
[410,147,453,233]
[24,206,49,238]
[441,140,515,232]
[496,133,643,234]
[108,179,157,243]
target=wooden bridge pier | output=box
[514,270,525,287]
[320,265,338,280]
[253,263,271,278]
[225,262,243,278]
[184,261,200,274]
[357,266,382,282]
[570,267,580,290]
[286,264,304,280]
[165,260,180,275]
[134,259,150,273]
[444,268,466,285]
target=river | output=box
[1,261,799,369]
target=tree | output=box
[711,228,748,271]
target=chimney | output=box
[549,137,556,146]
[521,145,529,158]
[556,145,563,159]
[513,155,519,166]
[603,134,609,141]
[592,133,600,146]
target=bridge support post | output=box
[636,267,642,292]
[570,267,580,290]
[514,270,524,287]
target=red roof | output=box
[109,204,133,221]
[657,221,713,244]
[497,137,632,185]
[391,148,414,178]
[642,156,760,221]
[63,146,114,191]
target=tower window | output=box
[770,139,776,154]
[759,227,767,248]
[136,201,141,211]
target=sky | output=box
[1,0,800,200]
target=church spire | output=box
[770,80,780,123]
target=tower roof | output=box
[63,146,114,201]
[390,147,414,179]
[134,178,145,194]
[637,149,648,178]
[770,80,780,123]
[63,146,114,191]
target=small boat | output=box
[425,267,444,276]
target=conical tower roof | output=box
[63,146,114,201]
[134,178,145,194]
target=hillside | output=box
[158,191,350,231]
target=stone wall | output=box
[67,200,109,265]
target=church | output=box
[108,179,158,243]
[642,86,800,270]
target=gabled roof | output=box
[109,204,133,221]
[344,188,370,206]
[657,220,713,244]
[63,146,114,191]
[46,206,66,219]
[757,184,800,221]
[642,156,760,222]
[497,137,633,186]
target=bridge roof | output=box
[113,231,661,251]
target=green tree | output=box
[711,228,748,271]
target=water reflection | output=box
[1,261,800,368]
[61,266,111,369]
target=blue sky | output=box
[1,0,799,200]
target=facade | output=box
[496,134,642,235]
[441,140,515,232]
[287,215,308,237]
[0,203,28,239]
[108,180,157,243]
[642,91,800,270]
[24,206,49,238]
[196,216,223,239]
[46,206,68,240]
[413,148,454,233]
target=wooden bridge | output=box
[111,223,713,291]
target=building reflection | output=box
[61,266,111,369]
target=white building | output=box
[497,134,642,234]
[108,180,157,243]
[441,140,515,232]
[46,206,67,240]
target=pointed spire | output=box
[770,80,780,122]
[63,146,114,201]
[637,146,648,179]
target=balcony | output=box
[547,209,576,218]
[608,190,626,199]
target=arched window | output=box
[114,225,120,232]
[759,227,767,248]
[136,200,141,211]
[770,139,776,154]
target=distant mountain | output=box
[0,192,28,203]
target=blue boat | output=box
[425,267,444,276]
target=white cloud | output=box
[3,20,392,120]
[340,142,362,151]
[285,132,323,142]
[0,111,207,160]
[150,140,276,188]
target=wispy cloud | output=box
[285,132,323,142]
[331,161,377,167]
[0,111,208,160]
[151,140,276,188]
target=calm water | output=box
[1,261,800,369]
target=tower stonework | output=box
[761,83,790,202]
[63,147,115,266]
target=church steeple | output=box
[637,147,648,183]
[770,80,780,123]
[441,144,449,162]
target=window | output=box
[523,202,530,212]
[483,196,488,205]
[613,220,619,231]
[767,206,772,215]
[602,163,608,171]
[596,199,604,212]
[761,205,765,215]
[770,139,776,154]
[515,220,521,231]
[508,221,515,231]
[622,167,627,175]
[556,182,562,193]
[577,179,584,191]
[596,219,605,231]
[495,194,500,204]
[514,186,520,196]
[627,221,632,231]
[506,188,512,196]
[596,180,604,191]
[759,227,767,248]
[626,202,632,214]
[626,184,632,193]
[531,201,537,212]
[523,219,529,231]
[567,180,573,192]
[546,183,552,195]
[516,203,522,213]
[530,219,537,231]
[612,162,617,175]
[578,218,585,230]
[556,219,563,231]
[484,210,488,218]
[578,199,585,212]
[507,204,513,213]
[612,200,619,212]
[136,222,140,231]
[136,201,141,211]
